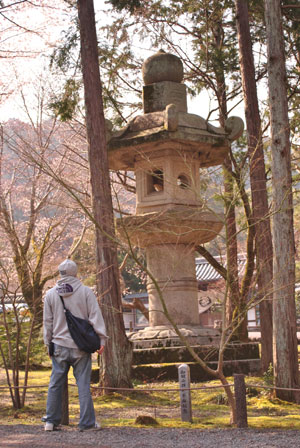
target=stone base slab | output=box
[132,359,261,382]
[132,342,260,365]
[129,325,221,349]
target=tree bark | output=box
[235,0,273,372]
[264,0,299,401]
[223,158,242,334]
[77,0,132,390]
[213,17,247,341]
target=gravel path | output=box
[0,425,299,448]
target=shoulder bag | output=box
[60,296,101,353]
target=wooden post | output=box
[178,364,192,423]
[61,377,69,425]
[234,374,248,428]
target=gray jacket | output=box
[43,276,107,349]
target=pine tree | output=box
[77,0,132,390]
[265,0,299,402]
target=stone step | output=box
[131,336,220,349]
[133,342,260,365]
[132,359,261,382]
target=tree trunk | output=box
[235,0,273,372]
[14,254,44,331]
[264,0,299,401]
[77,0,132,390]
[223,158,241,330]
[213,17,248,341]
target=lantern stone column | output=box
[146,244,200,327]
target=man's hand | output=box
[97,346,105,355]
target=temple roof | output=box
[195,255,247,282]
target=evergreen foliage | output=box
[49,79,80,121]
[107,0,142,13]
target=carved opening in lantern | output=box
[147,169,164,194]
[177,173,190,189]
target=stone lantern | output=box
[108,50,243,345]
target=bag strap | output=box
[59,295,66,310]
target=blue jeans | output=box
[46,344,95,429]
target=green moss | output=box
[248,415,300,429]
[1,369,300,430]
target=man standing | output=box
[43,259,107,431]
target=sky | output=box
[0,1,245,125]
[0,1,71,121]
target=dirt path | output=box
[1,425,300,448]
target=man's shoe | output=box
[44,422,54,431]
[44,422,60,431]
[79,422,101,432]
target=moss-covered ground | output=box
[1,367,300,429]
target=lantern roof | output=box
[107,51,244,171]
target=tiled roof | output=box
[1,293,26,304]
[195,255,248,282]
[123,292,148,301]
